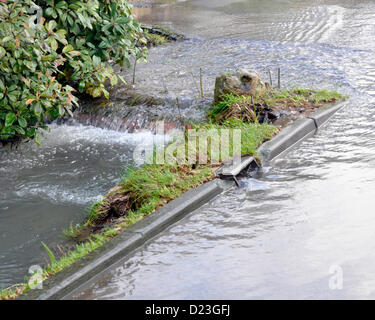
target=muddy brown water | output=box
[65,0,375,299]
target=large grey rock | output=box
[214,68,267,104]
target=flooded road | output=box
[68,0,375,299]
[136,0,375,50]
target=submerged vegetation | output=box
[208,89,346,124]
[145,33,168,46]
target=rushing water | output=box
[67,0,375,299]
[0,124,165,287]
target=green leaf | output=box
[51,38,58,51]
[123,39,132,47]
[41,241,56,266]
[5,113,17,127]
[18,117,27,128]
[8,85,17,92]
[33,103,42,115]
[98,40,108,49]
[118,75,127,85]
[117,17,131,25]
[0,47,6,59]
[92,55,101,68]
[56,1,68,9]
[2,36,12,43]
[56,29,68,36]
[68,50,81,57]
[92,87,102,98]
[78,80,86,92]
[48,20,58,32]
[14,125,25,135]
[124,57,131,69]
[27,128,36,138]
[110,75,118,86]
[58,105,65,117]
[45,7,54,17]
[62,44,74,53]
[77,12,88,28]
[24,61,37,72]
[102,88,109,99]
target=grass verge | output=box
[208,88,346,124]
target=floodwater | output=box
[68,0,375,299]
[0,125,163,287]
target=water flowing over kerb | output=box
[66,0,375,300]
[72,114,180,134]
[3,0,375,296]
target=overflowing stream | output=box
[2,0,375,298]
[0,125,164,287]
[65,0,375,299]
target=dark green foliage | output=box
[0,0,77,144]
[0,0,147,144]
[36,0,147,97]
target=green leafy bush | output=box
[0,0,77,145]
[37,0,147,97]
[0,0,147,144]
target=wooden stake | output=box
[200,68,204,98]
[268,69,273,87]
[132,59,137,84]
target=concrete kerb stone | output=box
[258,117,317,162]
[308,102,346,128]
[258,101,346,162]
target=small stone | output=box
[214,67,268,104]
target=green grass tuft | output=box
[85,199,110,227]
[41,241,56,266]
[120,164,214,213]
[310,89,346,104]
[198,118,277,159]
